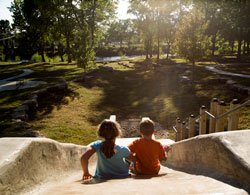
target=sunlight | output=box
[0,0,13,23]
[117,0,135,19]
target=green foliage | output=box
[31,53,42,62]
[6,0,250,63]
[10,0,116,65]
[31,52,49,62]
[175,10,210,64]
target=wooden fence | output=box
[173,98,250,141]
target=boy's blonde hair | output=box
[139,119,155,136]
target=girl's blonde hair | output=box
[98,119,121,158]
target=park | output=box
[0,0,250,194]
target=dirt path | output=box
[0,69,46,92]
[205,65,250,79]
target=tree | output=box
[175,9,209,80]
[0,20,14,61]
[53,0,77,63]
[200,1,223,56]
[10,0,58,61]
[219,0,250,59]
[129,0,156,59]
[158,0,179,59]
[74,0,116,70]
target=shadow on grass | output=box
[77,60,248,128]
[33,87,79,119]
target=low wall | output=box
[164,130,250,191]
[0,138,86,194]
[1,131,249,194]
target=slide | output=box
[0,131,249,194]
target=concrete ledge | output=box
[164,130,250,192]
[0,133,249,194]
[0,138,86,194]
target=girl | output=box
[81,119,132,181]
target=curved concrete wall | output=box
[0,138,86,194]
[164,130,250,192]
[0,131,249,194]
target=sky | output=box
[0,0,132,24]
[0,0,13,23]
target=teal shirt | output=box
[90,140,130,179]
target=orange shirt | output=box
[128,138,166,175]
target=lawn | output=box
[0,59,249,145]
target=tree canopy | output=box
[0,0,249,65]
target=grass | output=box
[0,58,249,145]
[33,83,101,144]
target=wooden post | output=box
[188,114,195,138]
[109,115,116,122]
[209,98,218,133]
[199,105,207,135]
[176,118,181,141]
[215,101,227,132]
[181,121,186,140]
[228,99,240,131]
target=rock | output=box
[10,120,31,130]
[226,79,236,85]
[99,66,113,72]
[11,110,28,121]
[86,68,98,75]
[23,99,38,112]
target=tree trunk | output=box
[237,39,242,60]
[41,52,45,62]
[211,33,217,56]
[230,40,235,54]
[66,36,71,63]
[157,34,160,60]
[243,40,246,55]
[166,44,170,59]
[150,38,153,58]
[146,39,149,59]
[91,0,97,48]
[166,52,169,60]
[120,38,123,49]
[247,40,250,54]
[60,55,64,62]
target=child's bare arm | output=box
[160,145,172,162]
[80,147,96,180]
[164,145,172,153]
[126,153,136,162]
[126,153,137,173]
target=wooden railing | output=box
[173,98,250,141]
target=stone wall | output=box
[8,80,68,136]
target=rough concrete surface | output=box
[0,132,249,194]
[165,130,250,192]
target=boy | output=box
[128,118,168,175]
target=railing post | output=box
[228,99,240,131]
[199,105,207,135]
[215,101,227,132]
[176,118,181,141]
[109,115,116,122]
[188,114,195,138]
[209,98,218,133]
[181,121,186,140]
